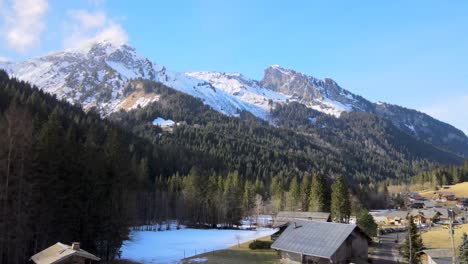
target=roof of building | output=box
[409,209,441,219]
[30,242,100,264]
[421,249,455,264]
[271,220,367,259]
[383,210,408,219]
[433,208,450,217]
[273,211,330,227]
[422,249,452,258]
[424,201,436,208]
[440,192,455,196]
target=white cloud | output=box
[0,56,10,62]
[3,0,48,53]
[63,9,128,49]
[420,95,468,135]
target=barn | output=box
[271,221,370,264]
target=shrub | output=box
[248,240,272,250]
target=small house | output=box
[382,210,408,226]
[271,220,370,264]
[30,242,100,264]
[433,192,456,202]
[409,209,441,225]
[432,207,458,223]
[456,198,468,209]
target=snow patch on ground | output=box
[153,117,175,127]
[405,124,416,133]
[120,228,277,264]
[309,97,352,117]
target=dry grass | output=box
[182,236,279,264]
[421,224,468,250]
[117,82,160,111]
[419,182,468,199]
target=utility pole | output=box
[448,209,456,264]
[409,219,412,264]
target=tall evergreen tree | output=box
[330,176,351,223]
[300,175,311,211]
[287,177,300,211]
[356,208,377,237]
[399,216,424,264]
[270,176,284,213]
[309,173,327,212]
[242,180,255,216]
[460,232,468,264]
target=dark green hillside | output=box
[113,80,462,184]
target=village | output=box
[27,183,468,264]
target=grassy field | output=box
[421,224,468,250]
[419,182,468,199]
[182,236,279,264]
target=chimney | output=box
[71,242,80,250]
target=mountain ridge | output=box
[1,41,467,157]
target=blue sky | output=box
[1,0,467,133]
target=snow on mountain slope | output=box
[0,41,161,114]
[260,65,375,116]
[0,41,363,119]
[1,41,467,157]
[186,71,289,113]
[0,41,271,118]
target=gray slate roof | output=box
[409,209,440,219]
[271,220,360,259]
[422,249,452,258]
[383,210,408,219]
[422,249,455,264]
[273,211,330,227]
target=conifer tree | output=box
[242,180,255,216]
[270,176,284,213]
[309,173,327,212]
[330,176,351,223]
[460,232,468,264]
[300,175,311,211]
[356,208,377,237]
[399,216,424,264]
[287,177,300,211]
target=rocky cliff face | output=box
[260,65,374,115]
[1,41,467,157]
[0,42,163,114]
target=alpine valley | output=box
[2,40,468,264]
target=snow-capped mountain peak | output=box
[1,41,467,157]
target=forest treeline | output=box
[113,79,461,185]
[0,72,384,263]
[0,71,156,263]
[0,72,462,263]
[410,161,468,188]
[134,169,389,228]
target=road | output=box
[369,232,406,264]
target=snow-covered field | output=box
[120,228,277,264]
